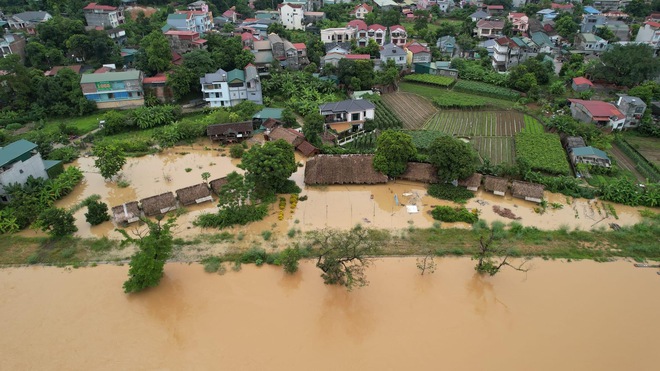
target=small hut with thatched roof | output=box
[209,177,228,195]
[140,192,177,216]
[483,175,509,196]
[399,162,438,183]
[296,140,319,157]
[176,183,213,206]
[207,121,253,143]
[458,173,483,191]
[511,180,545,203]
[266,127,305,147]
[304,154,388,185]
[112,201,140,224]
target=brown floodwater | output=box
[1,258,659,370]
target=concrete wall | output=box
[0,153,48,196]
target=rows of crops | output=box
[404,130,447,151]
[472,137,515,165]
[515,132,571,175]
[381,92,437,129]
[423,111,526,137]
[521,115,544,133]
[432,95,488,109]
[403,74,455,87]
[344,132,378,152]
[453,80,521,101]
[372,100,403,130]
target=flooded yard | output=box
[0,258,659,370]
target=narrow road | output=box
[610,144,645,183]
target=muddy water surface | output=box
[1,258,659,370]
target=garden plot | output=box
[381,92,438,130]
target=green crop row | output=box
[404,130,448,151]
[522,115,544,133]
[453,80,521,101]
[370,100,403,130]
[432,95,488,109]
[515,132,571,176]
[614,138,660,182]
[403,74,455,87]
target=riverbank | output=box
[1,258,659,370]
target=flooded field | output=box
[21,139,648,241]
[1,258,659,370]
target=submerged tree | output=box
[240,139,297,195]
[120,217,176,293]
[416,251,437,275]
[35,207,78,238]
[373,130,417,178]
[473,229,528,276]
[85,200,110,226]
[93,144,127,180]
[314,225,380,290]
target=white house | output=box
[635,21,660,49]
[279,3,305,30]
[200,65,262,107]
[319,99,376,133]
[576,33,608,53]
[389,25,408,46]
[320,27,355,43]
[350,3,372,19]
[0,140,60,202]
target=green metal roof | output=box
[253,108,284,120]
[80,70,142,83]
[43,159,62,170]
[226,69,245,82]
[0,139,37,168]
[168,13,189,20]
[572,146,609,159]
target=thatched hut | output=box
[140,192,177,216]
[209,177,228,194]
[176,183,213,206]
[511,180,545,203]
[483,175,509,196]
[266,127,304,147]
[111,201,140,224]
[304,154,388,185]
[207,121,253,143]
[399,162,438,183]
[296,140,319,157]
[458,173,483,192]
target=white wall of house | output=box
[320,28,355,43]
[202,82,231,107]
[635,24,660,45]
[280,5,304,30]
[0,153,48,197]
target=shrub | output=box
[277,246,302,274]
[194,204,269,229]
[261,230,272,240]
[47,147,79,163]
[229,144,244,158]
[202,256,222,273]
[427,184,475,203]
[240,247,268,265]
[431,206,479,224]
[84,200,110,226]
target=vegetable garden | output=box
[371,99,403,130]
[453,80,521,101]
[515,132,571,176]
[381,92,437,129]
[403,74,455,87]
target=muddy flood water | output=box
[17,138,647,241]
[1,258,659,370]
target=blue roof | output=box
[0,139,38,168]
[537,9,555,15]
[572,146,609,160]
[584,6,600,14]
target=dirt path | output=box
[610,144,645,182]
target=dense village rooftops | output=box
[572,146,609,159]
[573,77,593,86]
[84,2,118,11]
[80,70,141,83]
[319,99,375,114]
[569,99,624,120]
[0,139,38,168]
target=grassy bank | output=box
[399,82,515,109]
[2,211,659,267]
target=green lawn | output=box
[399,82,515,109]
[623,134,660,168]
[42,114,103,136]
[401,19,462,34]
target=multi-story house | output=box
[491,36,520,72]
[200,64,263,108]
[7,11,52,34]
[83,3,124,28]
[80,70,144,109]
[568,99,625,130]
[0,140,61,202]
[165,13,195,32]
[417,0,453,12]
[389,25,407,46]
[188,1,209,12]
[616,95,647,128]
[320,27,355,43]
[347,19,368,46]
[367,24,387,46]
[508,12,529,34]
[319,99,375,133]
[279,3,305,30]
[580,14,606,33]
[405,41,431,66]
[174,10,213,34]
[475,19,504,39]
[380,43,407,68]
[575,33,608,54]
[0,33,26,61]
[268,33,285,60]
[436,35,457,57]
[350,3,372,19]
[635,21,660,49]
[164,30,207,54]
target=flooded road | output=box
[1,258,659,370]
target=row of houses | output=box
[321,20,407,47]
[568,95,647,130]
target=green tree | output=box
[85,200,110,225]
[595,27,617,43]
[473,227,529,276]
[624,0,651,17]
[337,59,375,90]
[25,41,67,70]
[428,136,478,182]
[278,246,302,274]
[240,139,298,195]
[302,112,325,147]
[281,108,297,128]
[313,225,380,290]
[591,44,660,87]
[93,144,127,180]
[36,207,78,238]
[136,30,171,76]
[120,217,176,293]
[373,130,417,177]
[554,14,578,39]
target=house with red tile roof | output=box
[568,99,625,130]
[404,41,431,66]
[571,77,593,92]
[508,12,529,33]
[350,3,373,19]
[83,2,125,28]
[389,25,407,46]
[164,30,207,54]
[551,3,574,12]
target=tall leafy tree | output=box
[373,130,417,177]
[240,139,298,194]
[93,144,127,180]
[121,217,176,293]
[136,30,171,76]
[591,44,660,87]
[428,136,478,182]
[36,207,78,238]
[302,112,325,147]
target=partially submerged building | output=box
[111,201,140,224]
[140,192,177,216]
[304,154,388,185]
[483,175,508,196]
[511,180,544,203]
[176,183,213,205]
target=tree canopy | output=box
[373,130,417,177]
[136,30,172,76]
[428,136,478,182]
[35,207,78,238]
[240,140,298,195]
[93,144,127,180]
[591,44,660,87]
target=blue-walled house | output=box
[80,70,144,109]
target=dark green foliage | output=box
[428,184,475,203]
[370,99,403,130]
[36,208,78,238]
[47,146,79,163]
[277,246,302,274]
[431,206,479,224]
[202,256,222,273]
[93,144,127,180]
[240,140,298,195]
[121,217,176,293]
[428,136,478,182]
[239,247,268,266]
[525,172,596,199]
[591,44,660,87]
[515,132,571,176]
[229,144,244,159]
[262,71,339,116]
[84,200,110,226]
[373,130,417,177]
